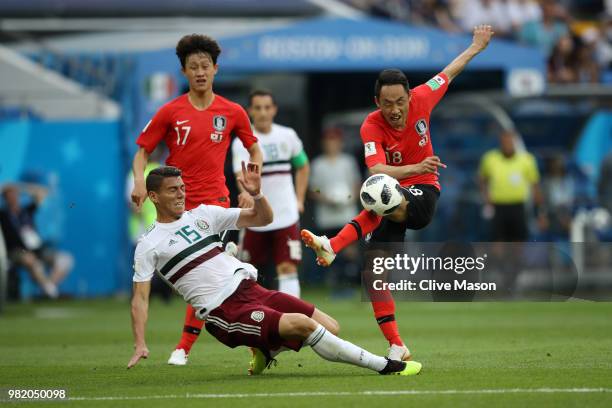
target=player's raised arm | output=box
[131,147,150,212]
[236,161,273,228]
[247,142,263,169]
[128,280,151,368]
[442,25,494,83]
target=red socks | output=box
[175,304,204,353]
[330,211,399,346]
[371,299,403,346]
[329,210,382,253]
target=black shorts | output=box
[492,203,528,241]
[369,184,440,243]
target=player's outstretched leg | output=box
[372,300,412,361]
[300,230,336,267]
[168,304,204,365]
[280,313,421,376]
[301,211,382,267]
[364,250,412,361]
[330,210,382,253]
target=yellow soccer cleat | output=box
[379,359,422,376]
[393,361,422,376]
[248,348,276,376]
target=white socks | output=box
[278,273,301,298]
[305,324,387,372]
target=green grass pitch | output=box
[1,292,611,407]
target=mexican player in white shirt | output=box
[231,90,309,298]
[127,164,421,377]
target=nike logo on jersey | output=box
[176,120,190,125]
[386,144,399,150]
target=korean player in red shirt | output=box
[130,34,263,366]
[302,25,494,362]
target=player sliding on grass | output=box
[130,34,263,366]
[302,24,494,362]
[127,165,422,376]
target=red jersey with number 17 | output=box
[361,72,449,190]
[137,94,257,209]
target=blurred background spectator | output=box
[478,130,544,294]
[518,0,571,56]
[459,0,514,37]
[0,183,73,299]
[309,128,362,295]
[540,155,576,240]
[478,130,544,242]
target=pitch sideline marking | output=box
[60,388,612,401]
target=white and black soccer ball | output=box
[359,174,403,215]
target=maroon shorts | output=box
[241,223,301,267]
[205,279,315,351]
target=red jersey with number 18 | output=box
[137,94,257,209]
[361,72,449,190]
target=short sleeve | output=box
[288,129,304,157]
[231,136,250,174]
[196,205,241,233]
[233,105,258,149]
[412,73,450,113]
[525,153,540,184]
[360,120,386,168]
[133,241,156,282]
[136,105,171,154]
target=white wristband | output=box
[252,192,264,200]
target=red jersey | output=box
[137,94,257,209]
[361,72,449,190]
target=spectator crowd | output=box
[344,0,612,84]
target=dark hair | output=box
[176,34,221,68]
[375,69,409,98]
[146,166,182,193]
[248,89,276,106]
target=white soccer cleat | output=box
[300,229,336,267]
[168,348,188,366]
[387,344,412,361]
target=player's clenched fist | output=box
[472,25,494,53]
[416,156,446,175]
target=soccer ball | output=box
[359,174,403,215]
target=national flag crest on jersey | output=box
[415,119,428,135]
[426,75,446,91]
[415,119,429,147]
[195,219,209,232]
[213,115,227,132]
